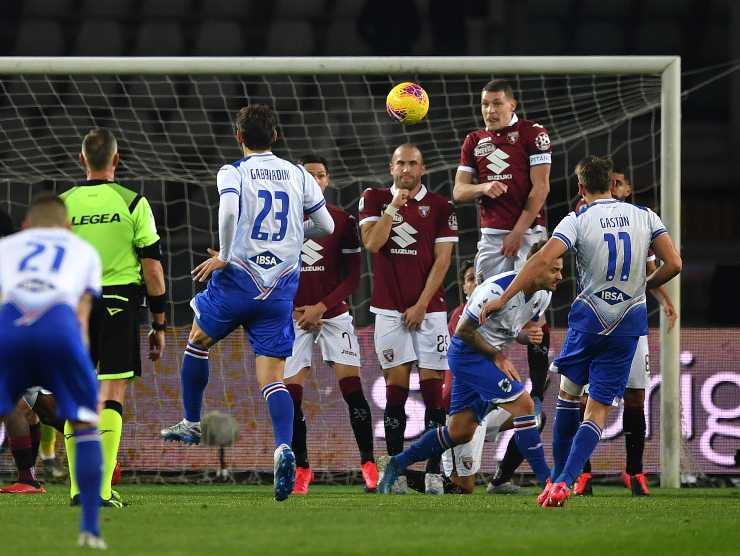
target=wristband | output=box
[384,205,399,218]
[150,320,168,332]
[147,293,167,314]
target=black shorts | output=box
[89,284,144,381]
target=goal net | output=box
[0,57,690,486]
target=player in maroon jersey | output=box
[453,79,552,491]
[283,154,378,495]
[573,170,677,497]
[359,143,458,495]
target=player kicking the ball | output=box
[0,194,105,548]
[480,156,681,507]
[359,144,458,495]
[284,154,378,494]
[160,105,334,501]
[378,240,561,494]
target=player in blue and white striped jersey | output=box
[160,105,334,501]
[479,155,681,507]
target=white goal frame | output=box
[0,56,682,488]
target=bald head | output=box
[25,192,68,229]
[81,127,118,173]
[391,143,424,165]
[390,143,426,191]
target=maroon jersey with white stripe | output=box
[294,204,361,319]
[458,114,551,231]
[358,185,458,314]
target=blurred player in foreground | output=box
[379,241,561,494]
[574,170,678,497]
[160,105,334,501]
[359,144,458,495]
[284,154,378,494]
[480,156,681,507]
[0,194,105,548]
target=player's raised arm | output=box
[480,237,567,323]
[359,186,409,252]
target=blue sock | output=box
[557,420,602,485]
[262,382,294,448]
[513,415,551,485]
[551,397,581,480]
[74,429,102,536]
[395,426,456,471]
[181,343,209,422]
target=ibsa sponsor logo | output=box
[596,286,632,305]
[250,251,282,269]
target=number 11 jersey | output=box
[552,199,667,336]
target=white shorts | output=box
[475,227,547,282]
[373,312,449,371]
[442,408,510,478]
[582,335,650,396]
[283,312,361,379]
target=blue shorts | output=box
[192,266,294,358]
[0,304,98,422]
[447,337,525,422]
[552,328,639,406]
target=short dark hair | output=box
[298,154,329,172]
[459,259,474,283]
[528,240,547,259]
[235,104,277,150]
[82,127,117,171]
[575,155,613,194]
[482,79,515,99]
[27,192,67,227]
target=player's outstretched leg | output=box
[161,342,209,444]
[73,425,106,549]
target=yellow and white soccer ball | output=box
[386,82,429,125]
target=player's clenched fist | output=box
[390,187,410,208]
[481,180,508,199]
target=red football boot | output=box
[574,472,593,496]
[0,482,47,494]
[621,471,632,490]
[537,478,553,506]
[541,481,570,508]
[631,473,650,496]
[361,461,379,493]
[293,466,313,495]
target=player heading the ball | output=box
[160,104,334,502]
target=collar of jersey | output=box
[389,183,427,201]
[588,198,618,206]
[487,113,519,134]
[77,179,115,187]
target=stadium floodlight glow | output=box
[0,56,681,487]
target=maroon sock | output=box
[384,385,409,456]
[419,378,444,409]
[340,377,374,464]
[419,379,445,474]
[285,383,303,403]
[9,435,35,484]
[339,376,362,397]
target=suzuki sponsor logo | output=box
[301,240,324,265]
[391,222,418,248]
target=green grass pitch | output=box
[2,484,739,555]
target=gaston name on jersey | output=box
[358,185,458,313]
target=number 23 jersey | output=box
[218,152,326,299]
[552,199,667,336]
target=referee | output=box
[61,128,167,506]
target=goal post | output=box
[0,56,681,485]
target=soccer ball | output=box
[386,82,429,125]
[201,411,240,447]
